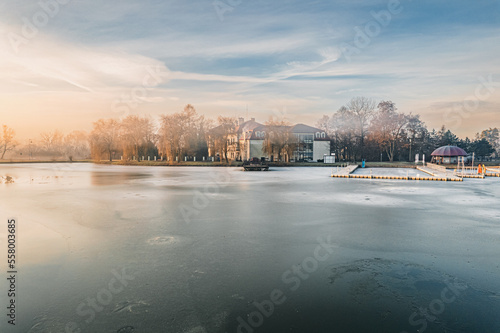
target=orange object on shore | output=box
[478,164,482,174]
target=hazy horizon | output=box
[1,0,499,142]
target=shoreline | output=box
[1,160,498,168]
[0,160,92,164]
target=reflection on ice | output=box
[2,175,15,183]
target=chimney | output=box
[251,117,255,122]
[238,117,244,125]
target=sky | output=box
[1,0,499,141]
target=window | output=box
[315,132,320,139]
[293,134,314,161]
[321,132,326,138]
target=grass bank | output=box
[95,160,243,167]
[2,159,498,168]
[95,160,420,168]
[0,159,92,164]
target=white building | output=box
[289,124,330,161]
[210,119,330,162]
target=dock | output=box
[454,166,500,178]
[485,167,500,177]
[331,163,500,182]
[416,165,462,181]
[460,174,485,179]
[332,164,359,177]
[331,165,462,181]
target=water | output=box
[0,163,499,333]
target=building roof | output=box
[431,145,467,157]
[248,124,289,140]
[236,119,262,133]
[209,118,262,134]
[290,123,322,133]
[247,123,330,141]
[290,124,330,141]
[210,120,330,141]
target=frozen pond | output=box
[1,163,500,333]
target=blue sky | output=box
[1,0,499,139]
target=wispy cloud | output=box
[0,23,168,93]
[0,0,499,139]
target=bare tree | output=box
[40,130,64,155]
[370,101,408,162]
[346,97,375,159]
[263,118,296,162]
[159,113,183,161]
[405,113,426,161]
[315,115,331,134]
[64,130,90,160]
[90,119,120,161]
[0,125,17,159]
[194,115,212,159]
[159,105,207,162]
[120,115,156,160]
[329,106,356,161]
[211,116,238,163]
[182,104,205,158]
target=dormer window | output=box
[315,132,320,139]
[321,132,326,138]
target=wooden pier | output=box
[416,166,462,181]
[331,165,463,181]
[486,167,500,177]
[331,164,500,182]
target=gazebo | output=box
[431,145,467,164]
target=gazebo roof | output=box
[431,145,467,157]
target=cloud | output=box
[0,23,169,94]
[0,0,499,139]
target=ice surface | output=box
[353,167,427,177]
[0,164,499,332]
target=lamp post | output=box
[409,138,412,162]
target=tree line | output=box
[1,99,498,162]
[316,97,498,162]
[0,126,90,161]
